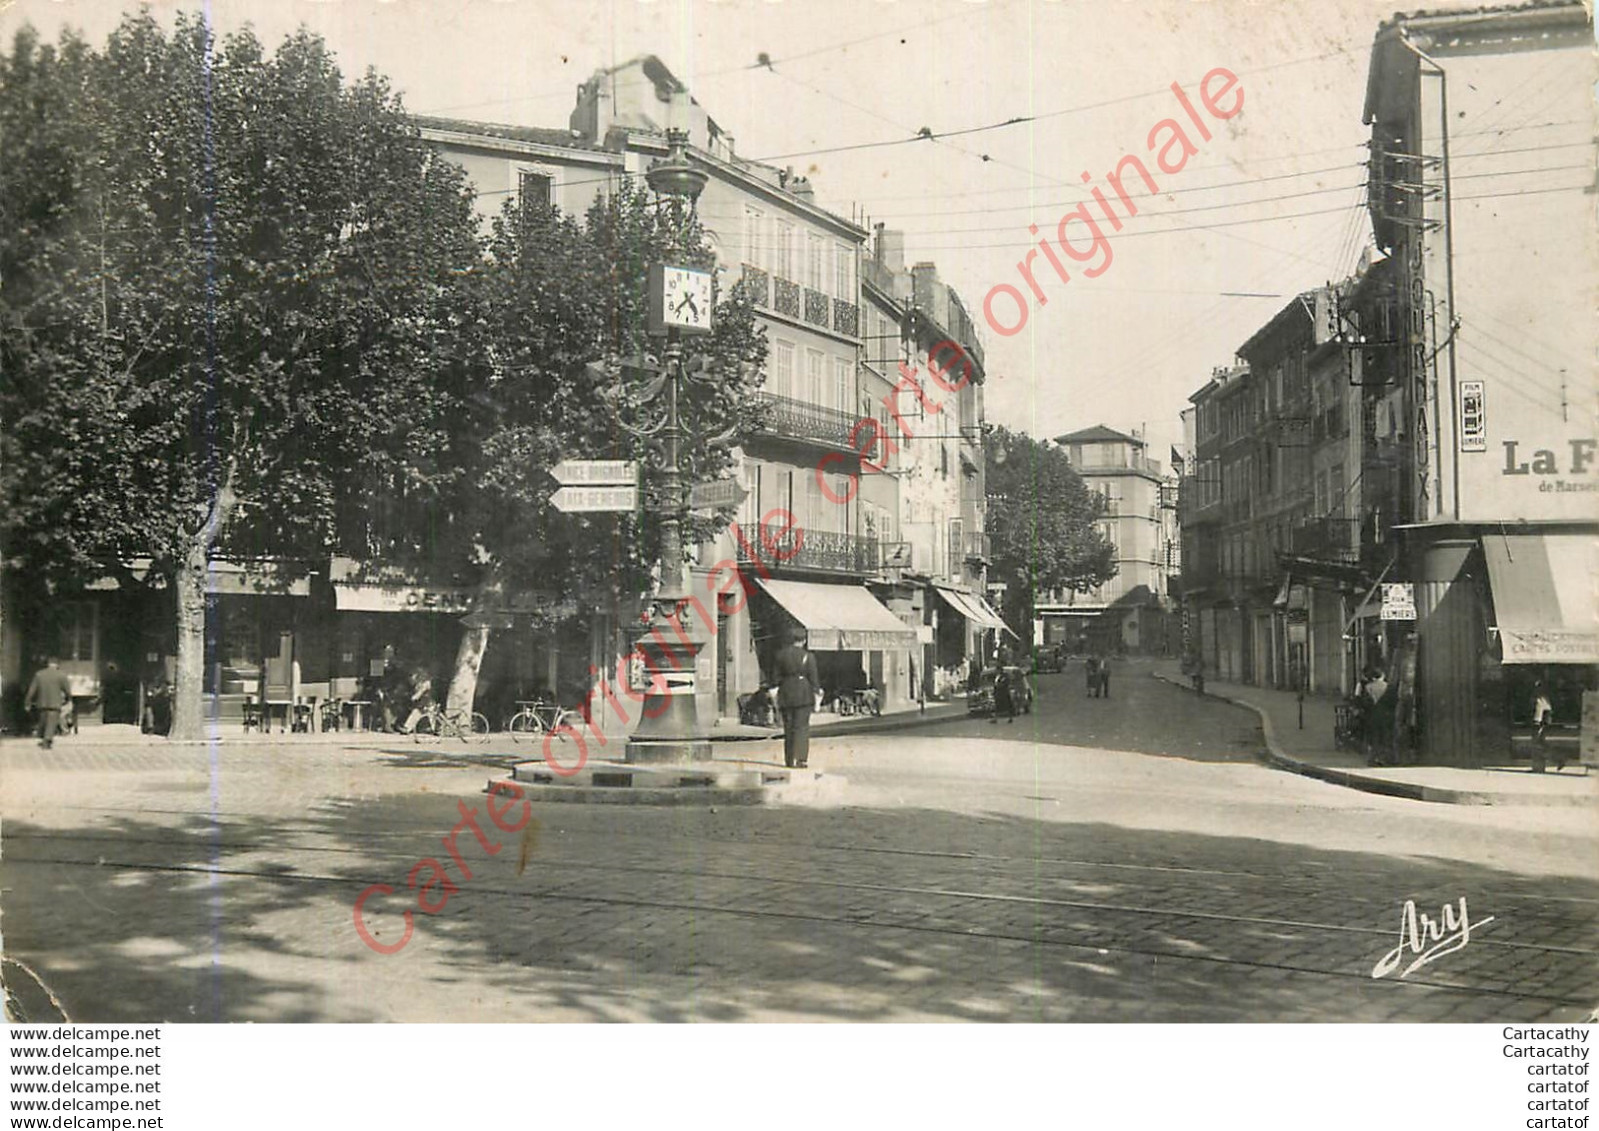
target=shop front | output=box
[932,583,1014,671]
[750,577,919,712]
[326,558,591,729]
[1481,530,1599,766]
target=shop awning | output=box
[1482,533,1599,664]
[934,584,1017,638]
[757,579,917,651]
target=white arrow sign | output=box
[689,478,749,510]
[550,485,639,513]
[551,459,637,486]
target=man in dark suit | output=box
[773,625,821,769]
[24,657,74,749]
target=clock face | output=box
[659,265,714,334]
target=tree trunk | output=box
[445,623,491,718]
[446,577,503,717]
[167,542,212,741]
[167,468,236,741]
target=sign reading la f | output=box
[1501,439,1597,476]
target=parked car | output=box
[1032,645,1064,674]
[968,666,1034,716]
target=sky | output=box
[0,0,1546,462]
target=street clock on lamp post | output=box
[648,263,714,336]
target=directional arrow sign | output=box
[550,485,639,513]
[551,459,637,487]
[688,478,749,510]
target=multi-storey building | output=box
[861,232,1002,698]
[1035,426,1177,655]
[1361,1,1598,763]
[1181,282,1370,695]
[415,56,993,725]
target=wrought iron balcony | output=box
[833,298,859,337]
[738,523,881,576]
[740,264,769,308]
[1290,517,1359,559]
[773,277,801,319]
[804,287,830,328]
[752,392,860,451]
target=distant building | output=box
[1035,425,1178,655]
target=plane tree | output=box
[0,15,484,738]
[983,426,1118,640]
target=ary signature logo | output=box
[1371,896,1495,980]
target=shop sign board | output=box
[1380,583,1417,621]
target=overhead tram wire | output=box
[756,54,1356,275]
[412,2,988,120]
[1018,207,1355,417]
[744,44,1371,165]
[843,180,1593,255]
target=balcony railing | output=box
[738,523,880,575]
[833,299,859,337]
[804,287,830,327]
[740,264,769,308]
[1290,517,1359,558]
[753,393,860,450]
[773,277,801,319]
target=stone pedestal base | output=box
[504,759,843,806]
[625,737,713,763]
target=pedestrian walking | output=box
[1530,680,1558,772]
[1085,655,1101,698]
[773,625,820,769]
[1097,654,1112,699]
[24,657,74,749]
[990,665,1017,725]
[1362,665,1393,766]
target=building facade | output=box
[1035,426,1178,655]
[1361,1,1598,763]
[417,56,995,728]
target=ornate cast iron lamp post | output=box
[624,129,714,763]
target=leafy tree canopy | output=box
[0,13,484,737]
[984,425,1117,630]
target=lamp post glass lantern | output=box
[626,128,715,763]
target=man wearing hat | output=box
[772,624,821,769]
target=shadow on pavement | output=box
[6,788,1594,1023]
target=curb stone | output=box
[1149,670,1585,807]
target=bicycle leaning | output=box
[410,703,490,743]
[504,699,573,743]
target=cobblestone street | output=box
[3,673,1595,1023]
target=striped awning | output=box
[934,585,1016,637]
[756,579,917,651]
[1482,533,1598,664]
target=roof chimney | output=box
[876,226,905,275]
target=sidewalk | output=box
[1150,662,1597,806]
[0,700,971,752]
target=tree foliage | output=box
[458,182,768,609]
[0,14,483,736]
[983,426,1117,630]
